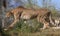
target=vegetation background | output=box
[0,0,60,36]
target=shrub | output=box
[15,19,43,32]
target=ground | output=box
[4,29,60,36]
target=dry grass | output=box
[4,18,60,36]
[4,28,60,36]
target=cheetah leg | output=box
[4,14,20,30]
[37,15,50,29]
[42,20,50,29]
[49,14,55,26]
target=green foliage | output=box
[15,19,43,32]
[4,17,60,36]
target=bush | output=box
[15,19,43,32]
